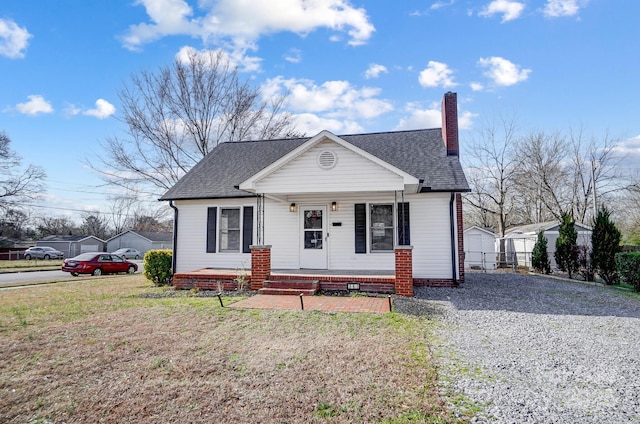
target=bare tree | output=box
[107,195,137,235]
[512,131,569,222]
[463,115,521,237]
[36,216,78,238]
[80,212,110,240]
[0,132,46,210]
[89,49,301,197]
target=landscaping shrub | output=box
[555,212,578,279]
[532,231,551,274]
[615,252,640,292]
[591,207,622,285]
[143,249,173,286]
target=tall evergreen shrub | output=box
[532,231,551,274]
[555,213,578,279]
[591,207,622,285]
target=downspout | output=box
[169,200,178,274]
[449,192,458,285]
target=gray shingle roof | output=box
[160,128,469,201]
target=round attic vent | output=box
[317,150,337,170]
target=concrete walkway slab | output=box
[229,294,392,313]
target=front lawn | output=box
[0,275,462,423]
[0,259,63,273]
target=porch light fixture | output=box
[289,203,297,212]
[331,201,337,211]
[347,282,360,291]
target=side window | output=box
[219,208,241,252]
[370,204,394,252]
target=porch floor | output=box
[229,294,392,313]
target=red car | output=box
[62,252,138,276]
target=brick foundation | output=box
[413,278,459,288]
[395,246,413,297]
[250,245,271,290]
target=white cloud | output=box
[479,0,526,22]
[262,77,393,120]
[543,0,587,18]
[16,95,54,115]
[364,63,388,79]
[458,111,478,130]
[123,0,375,52]
[290,113,363,135]
[478,56,531,86]
[395,102,476,131]
[284,48,302,64]
[394,103,442,131]
[431,1,455,10]
[83,99,116,119]
[176,45,262,72]
[418,61,457,88]
[0,18,32,58]
[470,82,484,91]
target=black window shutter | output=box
[397,202,410,245]
[354,203,366,253]
[206,207,217,253]
[242,206,253,253]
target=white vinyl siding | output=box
[174,199,254,272]
[254,140,405,194]
[173,192,459,279]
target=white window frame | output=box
[369,203,395,252]
[219,207,242,253]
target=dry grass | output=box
[0,276,461,423]
[0,259,62,273]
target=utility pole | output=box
[591,160,597,218]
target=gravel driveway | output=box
[396,272,640,423]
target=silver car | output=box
[24,246,65,260]
[111,248,142,259]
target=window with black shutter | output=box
[354,203,366,253]
[242,206,253,253]
[397,202,410,245]
[206,207,217,253]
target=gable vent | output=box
[317,150,337,170]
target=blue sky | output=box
[1,0,639,222]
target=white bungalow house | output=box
[503,220,592,269]
[160,92,469,296]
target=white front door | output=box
[299,206,328,269]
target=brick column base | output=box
[250,245,271,290]
[395,246,413,297]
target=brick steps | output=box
[258,279,319,296]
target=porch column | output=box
[395,246,413,297]
[250,245,271,290]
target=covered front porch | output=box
[173,244,414,295]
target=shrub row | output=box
[615,252,640,292]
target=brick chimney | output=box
[441,91,459,156]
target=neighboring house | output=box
[160,92,469,296]
[36,235,106,258]
[106,230,173,255]
[503,220,592,269]
[463,226,497,270]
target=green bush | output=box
[143,249,173,286]
[615,252,640,292]
[532,231,551,274]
